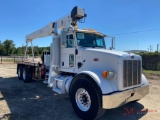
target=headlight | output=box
[102,71,117,80]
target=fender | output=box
[70,71,114,94]
[141,74,149,85]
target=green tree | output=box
[0,41,6,55]
[14,47,23,55]
[3,40,15,55]
[34,46,39,56]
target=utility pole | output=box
[150,45,153,52]
[157,44,159,52]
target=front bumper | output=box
[102,84,149,109]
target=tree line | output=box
[0,40,50,56]
[138,52,160,70]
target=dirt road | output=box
[0,64,160,120]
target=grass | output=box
[0,57,23,63]
[143,69,160,80]
[2,59,14,62]
[143,69,160,75]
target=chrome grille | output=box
[123,60,141,87]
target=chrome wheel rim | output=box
[75,88,91,111]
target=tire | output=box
[18,66,23,80]
[22,66,32,83]
[70,75,106,120]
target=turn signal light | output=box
[102,71,108,78]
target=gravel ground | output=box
[0,64,160,120]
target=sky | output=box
[0,0,160,51]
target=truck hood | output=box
[81,48,142,93]
[83,48,134,57]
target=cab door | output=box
[60,33,76,73]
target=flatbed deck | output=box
[17,60,42,67]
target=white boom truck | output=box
[17,6,149,120]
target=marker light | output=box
[83,28,88,30]
[89,29,96,32]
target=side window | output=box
[96,38,103,46]
[67,34,74,48]
[69,54,74,67]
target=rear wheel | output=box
[18,66,23,80]
[23,66,32,83]
[70,76,106,120]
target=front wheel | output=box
[70,77,106,120]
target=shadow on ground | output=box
[0,77,148,120]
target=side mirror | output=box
[110,37,115,50]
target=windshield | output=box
[76,32,106,48]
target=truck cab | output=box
[58,29,106,73]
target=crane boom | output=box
[26,22,55,42]
[25,14,74,43]
[25,6,86,43]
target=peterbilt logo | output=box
[93,58,99,61]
